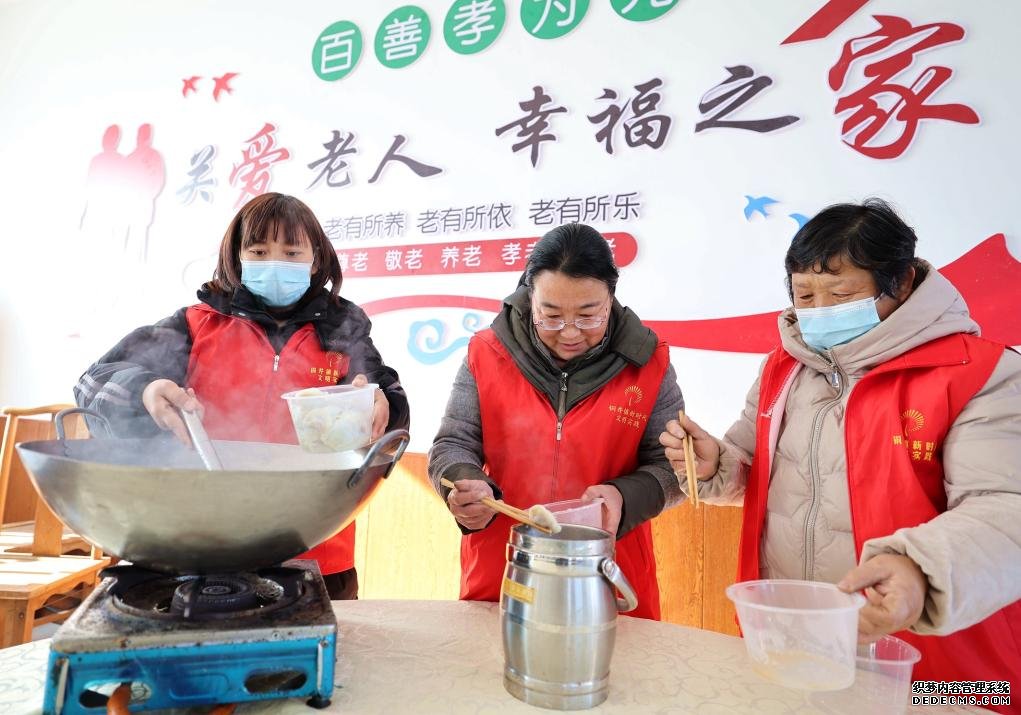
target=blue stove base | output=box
[42,635,336,714]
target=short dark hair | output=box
[522,223,619,294]
[209,193,342,300]
[785,198,925,299]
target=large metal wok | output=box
[15,409,409,575]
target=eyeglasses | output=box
[534,316,608,331]
[533,301,610,332]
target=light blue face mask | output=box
[240,260,312,307]
[794,295,881,351]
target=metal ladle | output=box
[179,408,224,470]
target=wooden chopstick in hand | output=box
[440,477,554,533]
[678,410,700,509]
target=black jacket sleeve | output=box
[318,301,410,433]
[73,308,192,438]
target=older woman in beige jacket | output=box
[661,199,1021,708]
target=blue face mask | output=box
[240,260,312,307]
[794,295,882,351]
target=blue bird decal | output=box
[743,195,778,220]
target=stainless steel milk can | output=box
[501,523,638,710]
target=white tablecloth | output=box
[0,599,987,714]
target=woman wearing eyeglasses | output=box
[428,223,685,620]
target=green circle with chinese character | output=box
[312,21,363,81]
[375,5,431,69]
[444,0,506,55]
[520,0,589,39]
[610,0,679,22]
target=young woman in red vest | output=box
[428,223,686,620]
[75,192,410,599]
[661,199,1020,711]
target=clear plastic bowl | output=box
[811,635,922,714]
[282,383,376,453]
[543,498,604,529]
[725,579,866,691]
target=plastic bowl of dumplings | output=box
[282,383,376,453]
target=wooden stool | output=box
[0,406,110,648]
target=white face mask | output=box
[240,260,312,307]
[794,295,881,351]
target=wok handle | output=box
[54,407,114,440]
[347,429,410,489]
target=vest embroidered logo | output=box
[891,409,934,461]
[309,351,348,384]
[608,387,649,432]
[624,385,643,406]
[901,408,925,433]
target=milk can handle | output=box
[600,558,638,613]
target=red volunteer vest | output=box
[740,333,1020,710]
[463,328,669,620]
[185,305,355,575]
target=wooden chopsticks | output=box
[439,478,554,534]
[678,410,700,509]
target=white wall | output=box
[1,0,1018,450]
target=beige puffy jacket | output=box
[699,264,1021,635]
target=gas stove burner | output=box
[171,574,260,617]
[108,565,306,621]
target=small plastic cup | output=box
[543,498,604,529]
[282,383,376,453]
[725,579,866,691]
[811,635,922,714]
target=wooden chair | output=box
[0,405,110,649]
